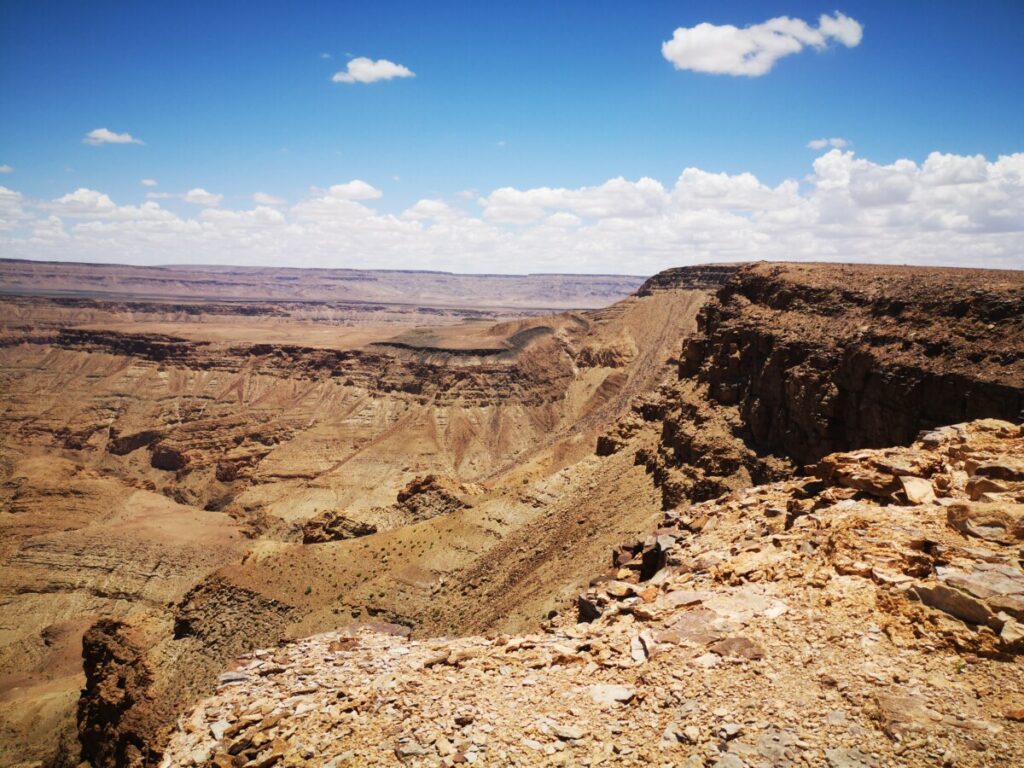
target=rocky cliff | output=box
[621,262,1024,511]
[681,262,1023,465]
[159,419,1024,768]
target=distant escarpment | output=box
[684,262,1023,465]
[635,263,741,295]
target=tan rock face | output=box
[301,511,377,544]
[160,419,1024,768]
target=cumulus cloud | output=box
[83,128,143,146]
[1,151,1022,272]
[662,12,863,76]
[141,178,158,187]
[808,137,849,150]
[0,165,13,174]
[332,57,414,84]
[52,188,117,214]
[920,152,989,186]
[480,177,669,223]
[183,188,223,206]
[253,192,286,206]
[47,188,175,223]
[326,180,382,200]
[402,199,463,221]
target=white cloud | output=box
[0,186,27,231]
[480,177,669,223]
[53,188,117,214]
[146,192,175,200]
[662,12,863,76]
[0,165,13,174]
[253,192,286,206]
[183,188,223,206]
[920,152,989,186]
[47,187,175,223]
[326,180,382,200]
[141,178,158,187]
[332,57,415,84]
[808,137,849,150]
[1,151,1022,272]
[83,128,143,146]
[320,53,332,60]
[401,199,463,221]
[817,11,865,47]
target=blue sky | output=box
[1,1,1022,272]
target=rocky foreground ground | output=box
[160,419,1024,768]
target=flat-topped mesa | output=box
[635,264,744,296]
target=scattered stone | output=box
[552,724,586,741]
[900,476,936,505]
[719,722,742,740]
[826,747,875,768]
[709,636,764,660]
[589,684,636,706]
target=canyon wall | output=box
[680,262,1023,463]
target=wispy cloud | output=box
[141,178,158,187]
[662,12,863,77]
[808,137,850,150]
[253,192,286,206]
[83,128,143,146]
[332,57,415,84]
[0,165,13,174]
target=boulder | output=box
[302,511,377,544]
[946,502,1024,544]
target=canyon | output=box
[0,260,1022,767]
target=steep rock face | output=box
[635,264,741,295]
[302,511,378,544]
[395,475,468,520]
[682,263,1024,466]
[77,621,159,768]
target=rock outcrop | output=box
[395,475,469,521]
[682,262,1024,465]
[78,621,160,768]
[301,512,378,544]
[160,420,1024,767]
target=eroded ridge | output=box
[161,419,1024,768]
